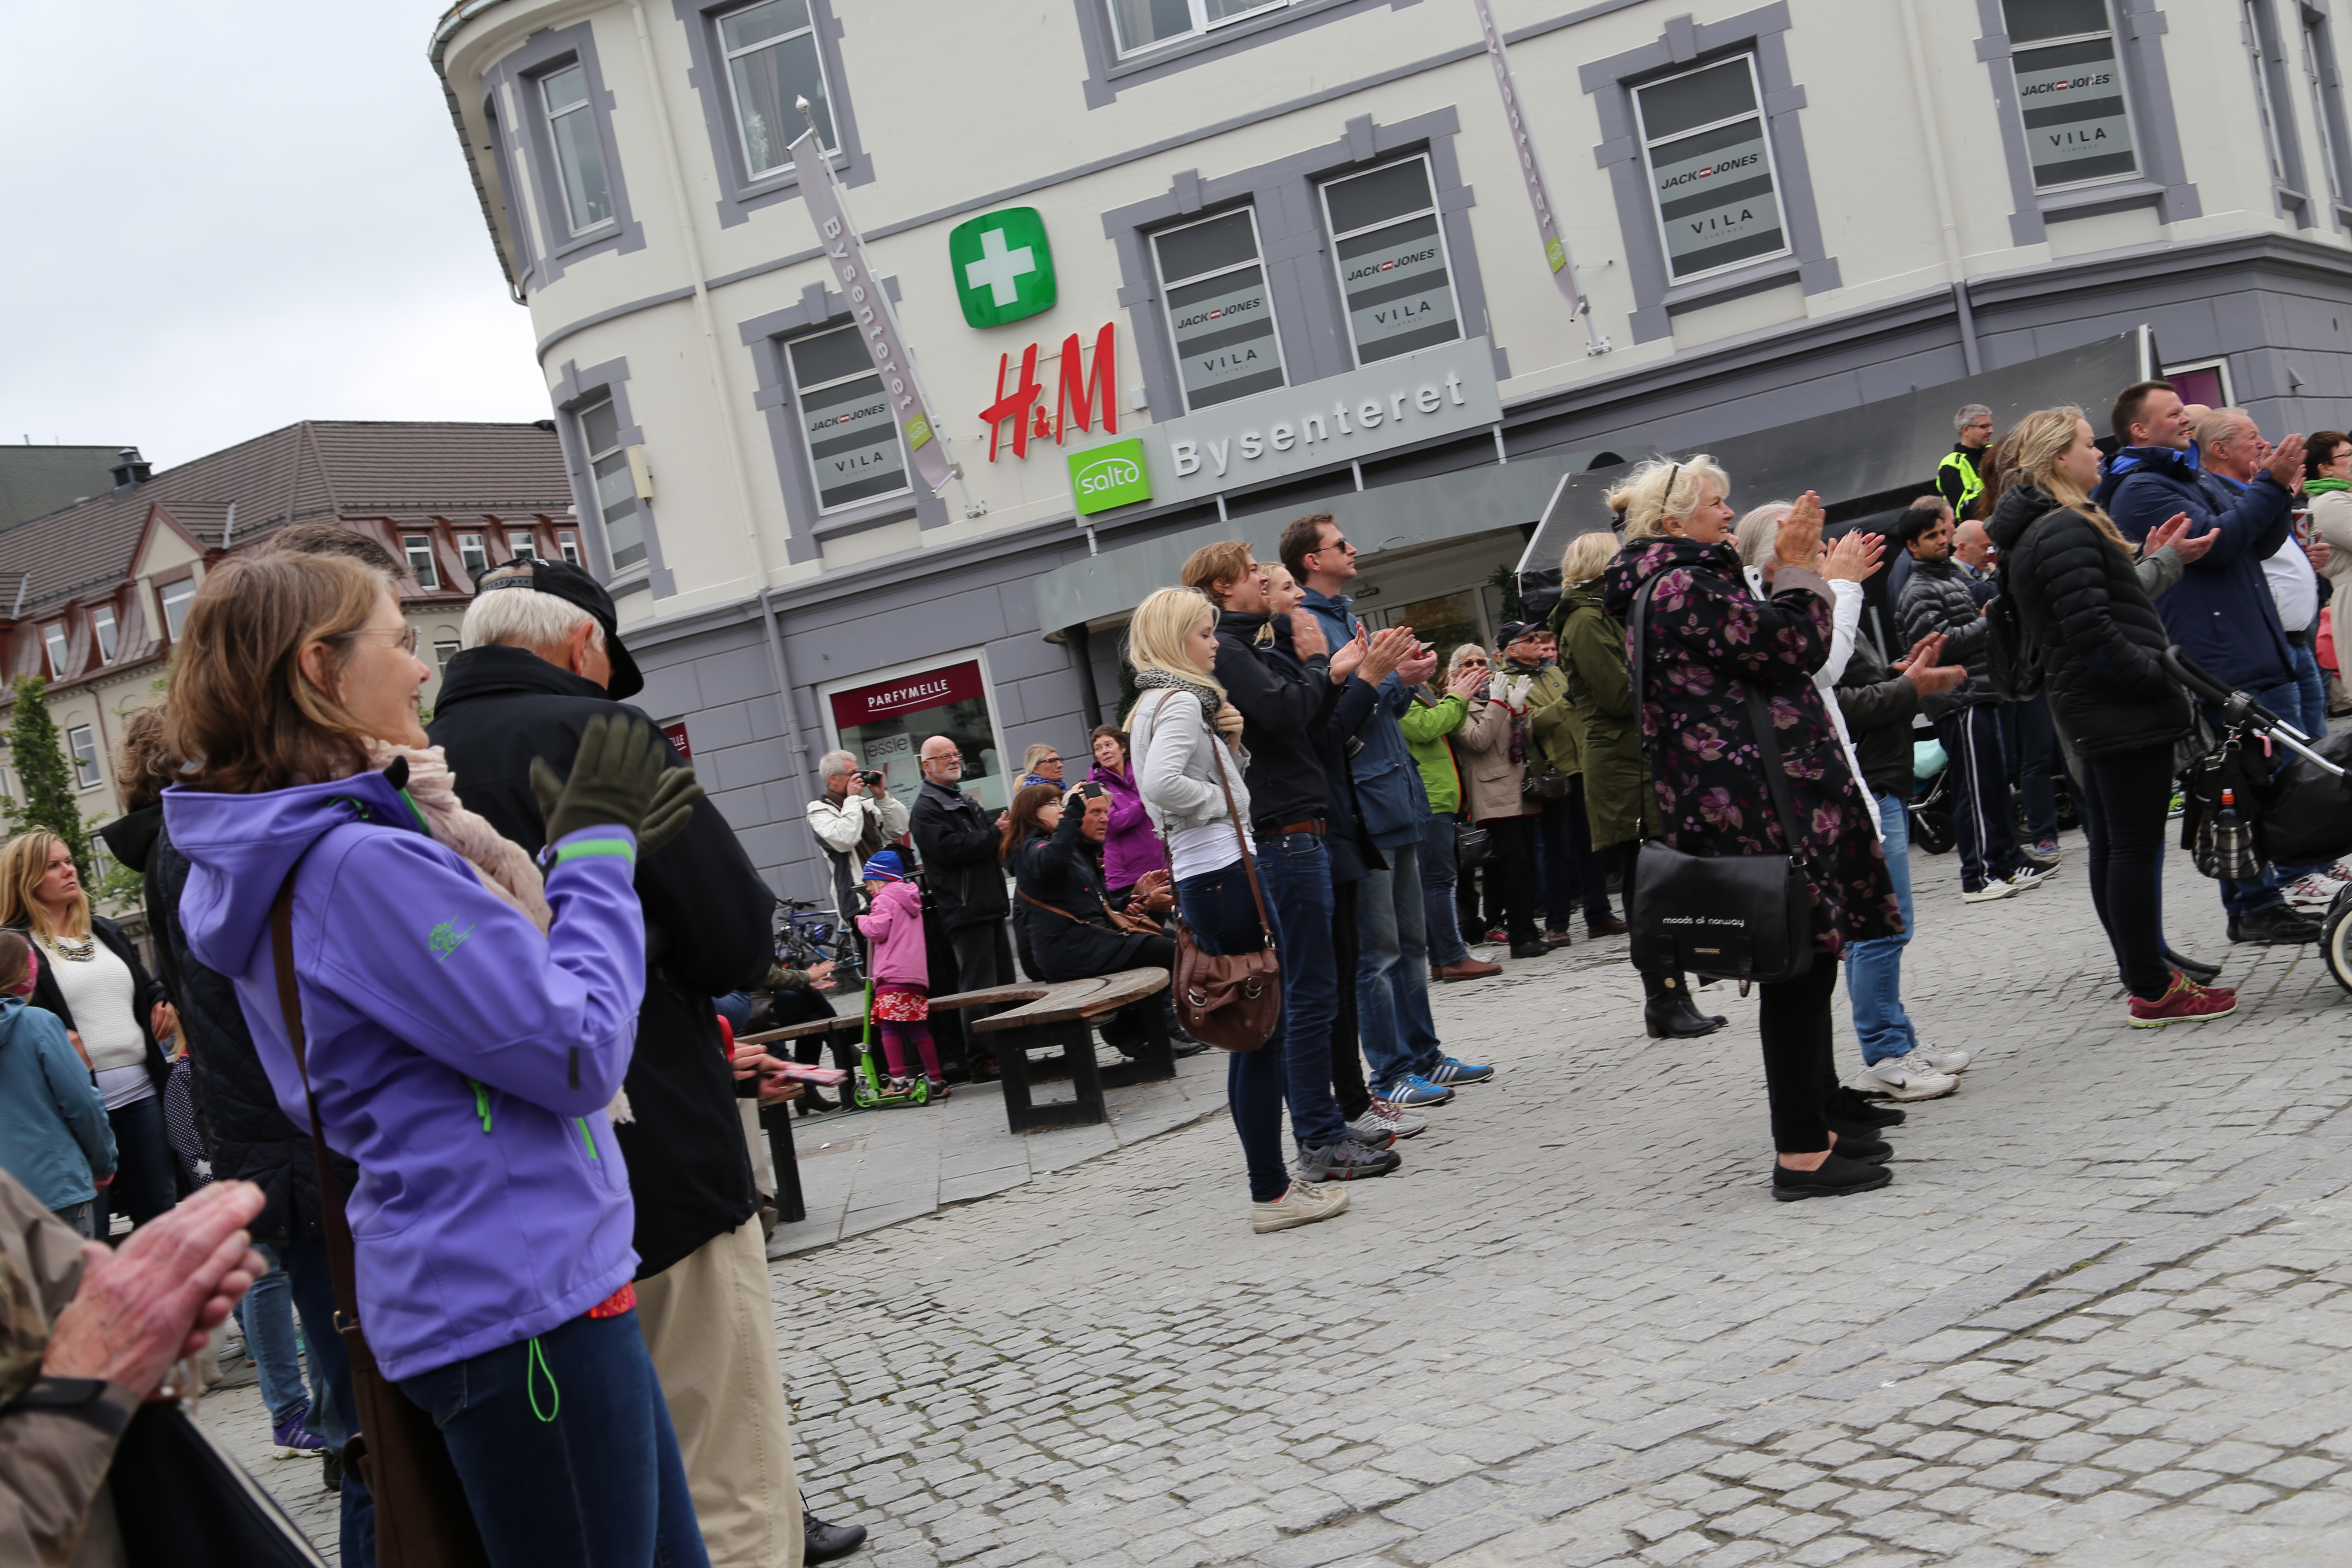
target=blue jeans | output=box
[2289,640,2330,737]
[1252,833,1351,1148]
[1845,794,1918,1066]
[1418,815,1469,968]
[2002,696,2061,845]
[1356,838,1442,1089]
[398,1309,708,1568]
[234,1244,311,1429]
[1177,859,1289,1202]
[92,1092,175,1237]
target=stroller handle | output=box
[2162,646,2286,729]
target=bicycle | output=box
[776,898,858,979]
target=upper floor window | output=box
[40,624,66,678]
[1319,155,1461,367]
[1152,208,1286,411]
[66,725,100,790]
[1108,0,1285,57]
[2003,0,2137,190]
[721,0,836,180]
[540,63,614,235]
[460,533,490,579]
[158,579,194,642]
[2243,0,2291,185]
[557,529,582,565]
[1635,56,1788,284]
[2303,4,2350,210]
[89,606,117,667]
[509,530,538,561]
[403,534,440,590]
[787,325,910,513]
[579,401,647,570]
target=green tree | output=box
[2,676,90,882]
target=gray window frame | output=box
[2300,1,2352,228]
[1317,152,1465,368]
[1630,54,1794,288]
[1974,0,2199,246]
[1580,5,1836,346]
[1104,106,1503,425]
[66,725,99,790]
[2242,0,2317,225]
[1069,0,1413,109]
[783,324,916,516]
[157,577,194,643]
[538,60,619,238]
[483,22,646,286]
[672,0,874,229]
[548,355,677,597]
[403,534,440,590]
[1150,204,1292,413]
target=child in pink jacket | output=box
[854,851,943,1095]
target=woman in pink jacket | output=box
[854,851,943,1096]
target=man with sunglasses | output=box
[1282,513,1496,1111]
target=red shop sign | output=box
[661,721,692,760]
[830,660,986,728]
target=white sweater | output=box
[1129,687,1254,880]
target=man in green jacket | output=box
[1503,622,1626,943]
[1402,667,1500,981]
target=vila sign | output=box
[1063,337,1501,512]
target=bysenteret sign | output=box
[1064,337,1501,513]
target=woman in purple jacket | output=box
[162,553,708,1567]
[1087,724,1166,901]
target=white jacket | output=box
[805,790,911,913]
[1129,687,1253,877]
[1746,568,1881,843]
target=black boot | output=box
[2164,946,2222,984]
[1642,972,1727,1038]
[803,1511,868,1563]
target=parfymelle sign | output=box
[1065,337,1501,514]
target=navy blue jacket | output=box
[2094,445,2296,691]
[1299,588,1429,850]
[1265,619,1387,887]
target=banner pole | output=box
[1470,0,1610,356]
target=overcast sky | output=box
[0,3,549,471]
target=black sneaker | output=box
[1509,940,1550,959]
[1297,1139,1402,1181]
[1771,1152,1895,1201]
[1828,1086,1905,1127]
[1827,1129,1893,1164]
[2227,906,2322,945]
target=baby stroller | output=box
[2165,648,2352,990]
[1908,732,1955,854]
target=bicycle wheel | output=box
[2324,897,2352,996]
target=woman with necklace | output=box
[0,831,178,1235]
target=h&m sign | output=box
[980,323,1118,462]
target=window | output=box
[578,401,646,569]
[66,725,99,790]
[1319,156,1462,367]
[2244,0,2290,185]
[509,530,538,561]
[1107,0,1286,57]
[89,607,116,667]
[158,579,194,642]
[720,0,836,180]
[1152,208,1286,411]
[40,624,66,677]
[403,535,440,590]
[539,63,614,235]
[2003,0,2137,190]
[557,529,581,565]
[786,325,910,512]
[435,640,462,678]
[827,660,1006,811]
[2302,4,2349,209]
[459,533,490,579]
[1634,56,1789,284]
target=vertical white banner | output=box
[1470,0,1585,317]
[791,124,956,493]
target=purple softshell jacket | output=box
[164,768,646,1383]
[1090,761,1166,892]
[855,879,928,989]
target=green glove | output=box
[635,765,705,854]
[529,714,669,852]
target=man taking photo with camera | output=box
[807,751,910,938]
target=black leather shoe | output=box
[803,1512,867,1563]
[1642,990,1727,1039]
[2227,906,2322,945]
[1772,1152,1895,1201]
[1170,1038,1209,1057]
[1586,914,1630,937]
[2164,946,2223,984]
[1509,940,1550,959]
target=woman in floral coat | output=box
[1599,455,1903,1202]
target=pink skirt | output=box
[873,983,930,1022]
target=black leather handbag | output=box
[1624,575,1814,984]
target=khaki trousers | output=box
[634,1218,804,1568]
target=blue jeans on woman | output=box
[234,1243,312,1429]
[1177,858,1289,1202]
[1845,794,1918,1066]
[1418,815,1469,969]
[1249,833,1351,1149]
[398,1308,708,1568]
[92,1092,176,1237]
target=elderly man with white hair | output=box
[806,749,910,935]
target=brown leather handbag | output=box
[1169,724,1282,1051]
[271,886,492,1568]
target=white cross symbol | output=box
[964,227,1037,307]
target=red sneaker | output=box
[2130,971,2239,1028]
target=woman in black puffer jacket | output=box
[1988,408,2228,1028]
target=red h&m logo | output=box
[981,323,1118,461]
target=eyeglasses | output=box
[342,625,419,655]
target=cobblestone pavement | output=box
[203,822,2352,1565]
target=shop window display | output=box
[828,660,1008,813]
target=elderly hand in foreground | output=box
[1774,492,1827,570]
[1819,528,1884,583]
[42,1179,267,1402]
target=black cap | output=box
[473,557,645,700]
[1497,620,1542,647]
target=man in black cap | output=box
[428,559,867,1567]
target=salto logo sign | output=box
[948,208,1056,329]
[1067,438,1152,514]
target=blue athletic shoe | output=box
[1381,1074,1456,1108]
[1427,1056,1495,1087]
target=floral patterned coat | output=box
[1600,535,1901,956]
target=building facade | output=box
[431,0,2352,901]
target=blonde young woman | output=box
[1126,586,1351,1234]
[0,832,177,1234]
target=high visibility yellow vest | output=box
[1939,445,1985,513]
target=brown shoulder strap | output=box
[1203,726,1276,949]
[270,882,366,1341]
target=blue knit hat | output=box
[860,849,906,882]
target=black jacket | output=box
[1264,619,1386,886]
[1896,555,1997,714]
[428,644,776,1279]
[1832,637,1923,801]
[1010,808,1153,983]
[1211,610,1338,833]
[910,778,1008,929]
[1987,484,2190,759]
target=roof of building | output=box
[0,446,127,533]
[0,420,572,622]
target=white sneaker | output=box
[2006,864,2058,893]
[1251,1179,1351,1233]
[1355,1097,1429,1140]
[1853,1052,1960,1101]
[1912,1042,1972,1075]
[2282,873,2341,910]
[1961,879,2016,903]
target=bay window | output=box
[579,399,646,570]
[539,63,614,234]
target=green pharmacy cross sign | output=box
[949,207,1056,328]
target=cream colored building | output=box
[430,0,2352,898]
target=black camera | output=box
[859,769,885,786]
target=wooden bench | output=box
[737,1015,863,1225]
[931,967,1173,1133]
